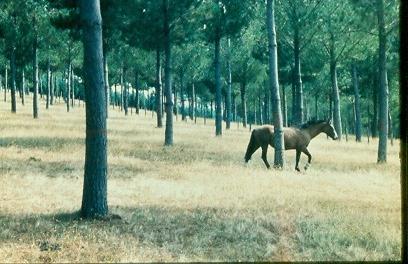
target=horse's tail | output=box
[245,131,256,162]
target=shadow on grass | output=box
[0,136,83,151]
[0,206,279,261]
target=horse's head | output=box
[323,120,338,140]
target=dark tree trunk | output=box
[33,33,39,119]
[163,0,173,145]
[123,67,128,116]
[352,64,362,142]
[226,38,232,129]
[71,67,74,108]
[10,49,16,113]
[258,92,263,125]
[282,85,287,126]
[66,47,72,112]
[180,71,186,121]
[267,0,285,167]
[194,85,197,124]
[232,95,236,122]
[46,59,50,109]
[50,72,54,105]
[330,33,342,140]
[293,27,303,126]
[173,82,178,118]
[80,0,108,218]
[134,71,139,114]
[103,54,110,117]
[120,66,124,112]
[240,82,247,128]
[156,49,163,127]
[214,31,222,136]
[4,67,7,102]
[377,0,388,163]
[21,68,25,105]
[191,83,195,121]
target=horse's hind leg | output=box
[302,148,312,170]
[295,149,301,172]
[261,145,271,169]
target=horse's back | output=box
[252,125,274,144]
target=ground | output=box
[0,95,401,262]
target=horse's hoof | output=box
[295,168,300,172]
[304,163,310,170]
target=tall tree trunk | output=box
[214,30,222,136]
[372,71,379,137]
[194,86,197,124]
[267,0,285,167]
[240,82,247,128]
[173,82,178,119]
[163,0,173,145]
[330,33,342,140]
[134,71,139,114]
[352,64,362,142]
[4,67,7,102]
[21,68,25,105]
[232,95,236,122]
[66,46,71,112]
[80,0,108,218]
[103,54,110,117]
[258,92,263,125]
[50,72,54,105]
[123,67,128,115]
[156,49,163,127]
[10,49,16,113]
[180,71,186,121]
[377,0,388,163]
[71,67,74,108]
[293,26,303,126]
[46,59,51,109]
[120,66,124,111]
[189,84,194,120]
[282,85,287,126]
[33,33,39,119]
[192,82,196,122]
[226,38,232,129]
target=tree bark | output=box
[71,67,74,108]
[293,26,303,126]
[226,38,232,129]
[46,59,50,109]
[50,72,54,105]
[180,70,186,121]
[33,32,39,119]
[156,49,163,127]
[123,67,128,116]
[103,54,110,117]
[267,0,285,167]
[163,0,173,145]
[214,30,222,136]
[10,49,16,113]
[240,82,247,128]
[21,68,25,105]
[330,32,342,140]
[80,0,108,218]
[377,0,388,163]
[352,64,362,142]
[4,67,7,102]
[134,71,139,114]
[282,85,287,126]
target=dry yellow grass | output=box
[0,94,401,262]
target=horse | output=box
[244,119,338,171]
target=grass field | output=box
[0,95,401,262]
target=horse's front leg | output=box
[261,145,271,169]
[295,149,301,172]
[303,148,312,170]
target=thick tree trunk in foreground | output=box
[214,31,222,136]
[80,0,108,218]
[267,0,284,167]
[163,0,173,145]
[376,0,388,163]
[352,64,362,142]
[156,49,163,128]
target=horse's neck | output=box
[303,124,325,139]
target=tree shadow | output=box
[0,206,280,261]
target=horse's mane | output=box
[299,119,327,129]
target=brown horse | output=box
[244,120,338,171]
